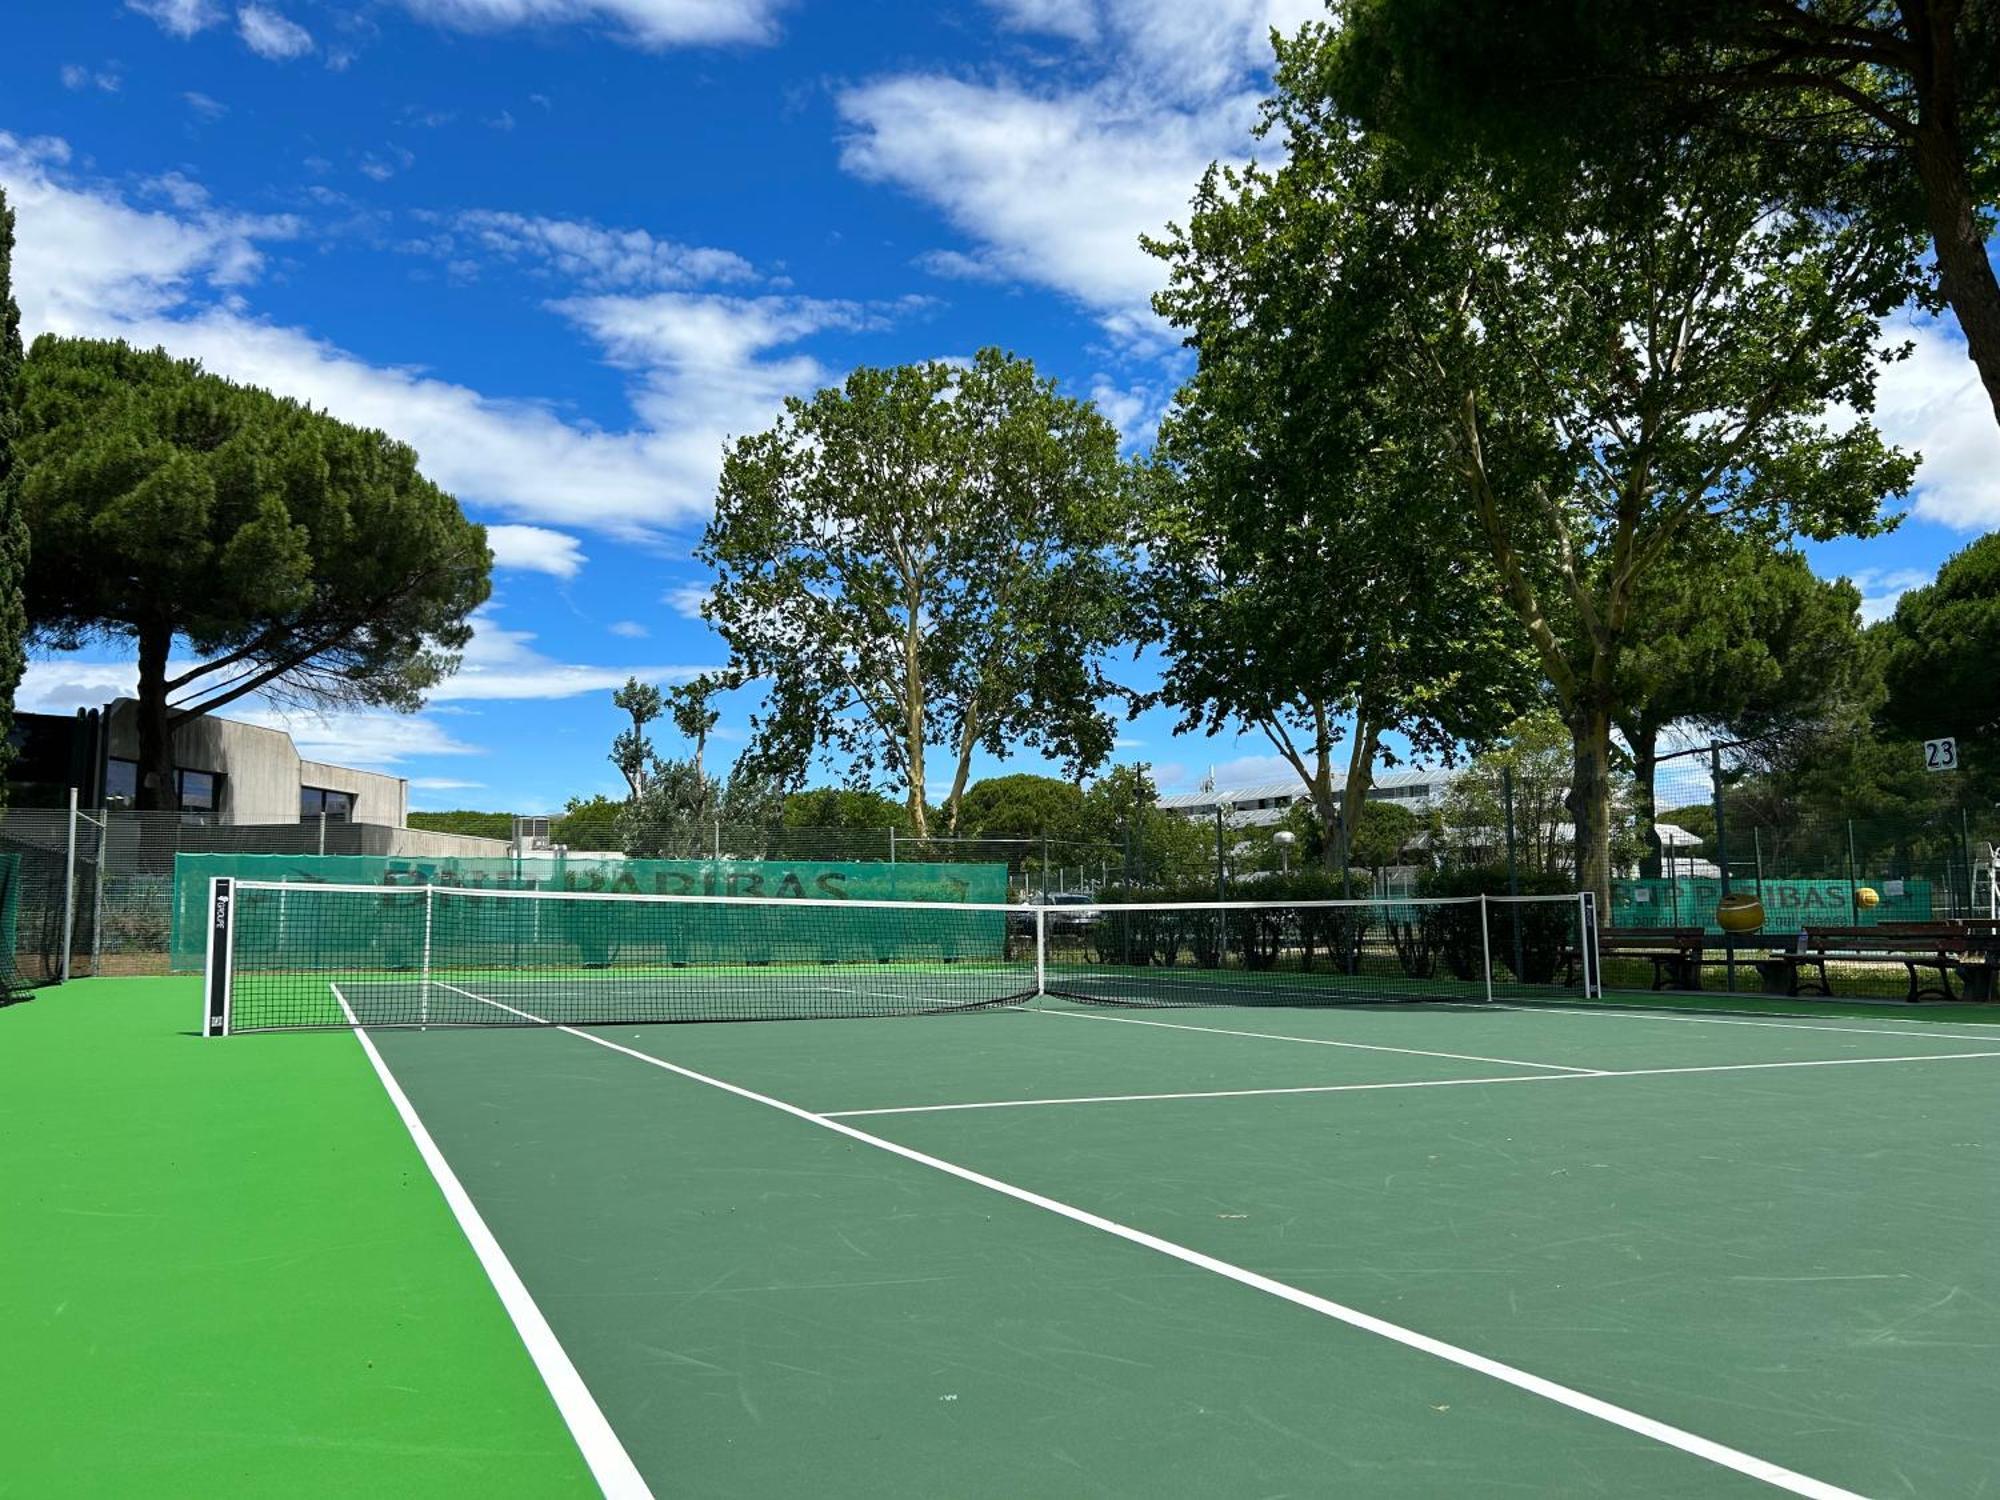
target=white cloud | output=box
[1847,567,1935,625]
[408,777,487,790]
[394,0,786,47]
[608,620,650,638]
[429,608,713,701]
[0,137,862,543]
[486,524,588,578]
[183,91,229,118]
[237,5,314,59]
[238,706,485,765]
[127,0,224,37]
[62,65,123,93]
[838,74,1255,338]
[662,582,711,618]
[1873,315,2000,530]
[439,209,757,289]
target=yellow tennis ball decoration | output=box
[1716,892,1765,934]
[1855,886,1880,910]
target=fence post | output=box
[1478,894,1494,1004]
[1963,809,1976,922]
[1502,766,1523,980]
[1845,819,1860,922]
[91,810,108,979]
[61,788,79,983]
[1712,743,1733,992]
[887,827,896,865]
[318,809,327,856]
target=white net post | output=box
[1478,893,1494,1003]
[60,788,79,984]
[1034,904,1047,999]
[1579,890,1602,998]
[421,883,436,1025]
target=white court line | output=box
[1027,1003,1602,1073]
[1506,1001,2000,1047]
[335,984,652,1499]
[821,1048,2000,1118]
[429,985,1862,1500]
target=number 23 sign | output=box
[1924,737,1958,772]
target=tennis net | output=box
[202,878,1599,1034]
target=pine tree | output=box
[0,190,31,807]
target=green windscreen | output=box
[171,853,1009,972]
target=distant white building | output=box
[1158,768,1460,829]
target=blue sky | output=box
[4,0,1997,816]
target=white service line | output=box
[494,1004,1861,1500]
[331,984,651,1500]
[1027,1002,1601,1073]
[1507,1002,2000,1046]
[822,1047,2000,1118]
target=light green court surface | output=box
[9,979,2000,1496]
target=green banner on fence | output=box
[170,852,1010,972]
[1610,876,1933,933]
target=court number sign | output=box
[1923,737,1959,773]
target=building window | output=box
[301,787,354,821]
[105,759,225,821]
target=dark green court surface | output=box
[11,979,2000,1495]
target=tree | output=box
[954,773,1085,840]
[0,190,28,807]
[1879,530,2000,744]
[406,809,514,840]
[667,675,721,779]
[1209,33,1920,901]
[17,338,490,811]
[552,793,621,848]
[699,348,1136,837]
[1324,0,2000,427]
[1435,712,1579,876]
[617,756,718,859]
[1144,156,1534,876]
[610,677,664,797]
[1347,800,1424,872]
[780,786,913,833]
[1615,543,1866,875]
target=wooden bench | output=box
[1563,927,1705,991]
[1757,923,2000,1003]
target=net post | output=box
[421,883,435,1026]
[1580,890,1601,998]
[203,876,235,1037]
[1478,894,1494,1003]
[1034,904,1047,999]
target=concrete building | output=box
[26,699,409,825]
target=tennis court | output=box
[321,968,1999,1496]
[19,878,1982,1497]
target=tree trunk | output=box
[134,623,180,814]
[1909,22,2000,429]
[1565,698,1614,905]
[1332,718,1381,888]
[1626,719,1662,880]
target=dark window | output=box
[107,759,224,819]
[105,757,138,805]
[301,787,354,821]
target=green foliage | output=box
[551,794,621,848]
[954,773,1084,840]
[1175,32,1924,898]
[0,189,28,807]
[609,678,664,797]
[1346,801,1423,872]
[1435,712,1578,877]
[616,757,719,859]
[1879,530,2000,748]
[779,786,912,833]
[699,347,1138,835]
[16,337,490,809]
[407,810,513,840]
[1324,0,2000,426]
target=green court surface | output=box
[10,979,2000,1495]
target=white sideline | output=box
[425,984,1859,1499]
[1027,1003,1602,1072]
[1506,1002,2000,1046]
[332,984,652,1500]
[821,1047,2000,1118]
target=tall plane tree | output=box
[0,190,29,804]
[1326,0,2000,427]
[1156,29,1920,900]
[700,348,1135,837]
[17,339,490,810]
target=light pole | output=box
[1274,829,1296,875]
[1214,798,1234,902]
